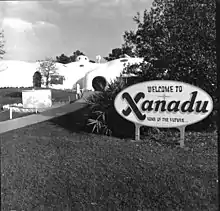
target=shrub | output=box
[85,76,137,138]
[4,91,22,98]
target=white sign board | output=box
[114,80,214,147]
[22,89,52,109]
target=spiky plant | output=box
[86,75,128,136]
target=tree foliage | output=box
[56,53,71,64]
[56,50,85,64]
[104,0,216,98]
[0,30,5,59]
[122,0,216,98]
[104,47,135,61]
[69,50,85,62]
[122,0,217,130]
[37,57,58,87]
[217,0,220,136]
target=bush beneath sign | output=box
[86,77,156,139]
[86,76,136,138]
[85,75,217,139]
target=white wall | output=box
[0,58,102,89]
[0,56,146,91]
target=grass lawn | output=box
[0,110,35,122]
[0,88,77,122]
[0,87,76,106]
[1,117,218,210]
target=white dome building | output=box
[83,57,146,91]
[0,55,147,92]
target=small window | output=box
[120,59,128,62]
[50,75,64,85]
[80,64,84,67]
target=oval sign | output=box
[114,80,214,128]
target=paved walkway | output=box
[0,91,96,135]
[0,100,88,135]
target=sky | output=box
[0,0,153,62]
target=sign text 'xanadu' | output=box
[114,80,213,128]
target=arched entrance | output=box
[92,76,107,91]
[33,71,42,88]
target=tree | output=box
[122,0,216,98]
[0,30,5,59]
[104,48,123,61]
[37,57,58,87]
[0,30,6,72]
[104,47,135,61]
[216,0,220,136]
[69,50,85,62]
[55,50,86,64]
[56,53,71,64]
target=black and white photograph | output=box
[0,0,218,210]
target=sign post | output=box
[178,126,186,148]
[114,80,214,148]
[135,123,141,141]
[9,107,12,120]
